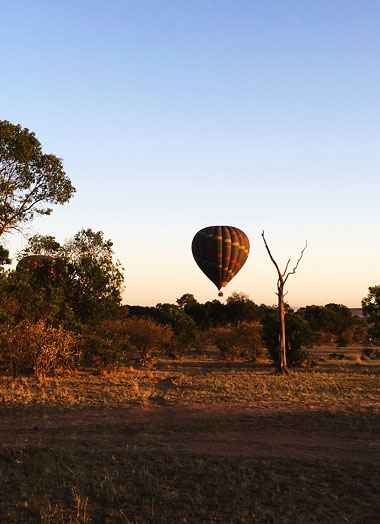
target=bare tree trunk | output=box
[262,231,307,375]
[277,287,288,373]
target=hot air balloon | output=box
[16,255,64,283]
[192,225,250,296]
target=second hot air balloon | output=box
[192,225,250,296]
[16,255,64,283]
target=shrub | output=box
[107,317,173,363]
[203,326,237,360]
[0,269,79,331]
[0,320,80,379]
[204,322,264,361]
[167,311,198,359]
[236,322,265,361]
[151,305,198,358]
[262,308,315,368]
[80,326,132,370]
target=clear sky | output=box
[1,0,379,307]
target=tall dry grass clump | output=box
[0,320,80,380]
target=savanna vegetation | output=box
[1,248,379,523]
[1,120,379,523]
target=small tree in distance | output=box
[262,231,307,374]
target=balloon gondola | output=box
[191,225,250,296]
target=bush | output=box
[204,326,237,360]
[166,311,198,359]
[151,305,198,358]
[204,322,264,361]
[0,269,79,331]
[236,322,265,361]
[108,317,173,363]
[262,308,315,368]
[80,324,132,370]
[0,320,80,379]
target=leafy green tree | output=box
[204,299,228,327]
[176,293,198,309]
[225,292,263,326]
[362,286,380,342]
[154,302,198,357]
[127,305,157,320]
[0,247,11,323]
[63,229,124,323]
[324,303,355,346]
[297,305,334,344]
[184,302,212,330]
[0,250,12,325]
[167,310,197,358]
[0,268,77,330]
[298,303,364,345]
[18,234,61,257]
[0,246,11,266]
[0,120,75,236]
[297,305,330,332]
[17,229,124,325]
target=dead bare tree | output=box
[262,231,307,374]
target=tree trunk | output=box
[277,287,289,374]
[261,231,306,375]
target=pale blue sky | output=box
[1,0,379,307]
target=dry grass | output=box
[0,361,379,407]
[1,448,379,523]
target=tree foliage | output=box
[119,317,173,363]
[225,292,263,325]
[176,293,198,309]
[0,246,11,266]
[205,322,264,361]
[261,306,314,367]
[362,286,380,342]
[0,120,75,236]
[1,269,76,329]
[63,229,124,322]
[14,229,124,326]
[298,303,362,346]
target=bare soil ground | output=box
[1,400,379,465]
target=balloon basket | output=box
[218,291,223,297]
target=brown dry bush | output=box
[0,320,80,379]
[104,317,173,363]
[204,322,265,361]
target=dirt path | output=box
[1,401,379,465]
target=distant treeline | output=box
[0,231,373,378]
[0,121,377,379]
[127,292,367,348]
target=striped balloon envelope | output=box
[16,255,64,282]
[191,225,250,296]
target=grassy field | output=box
[0,351,379,523]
